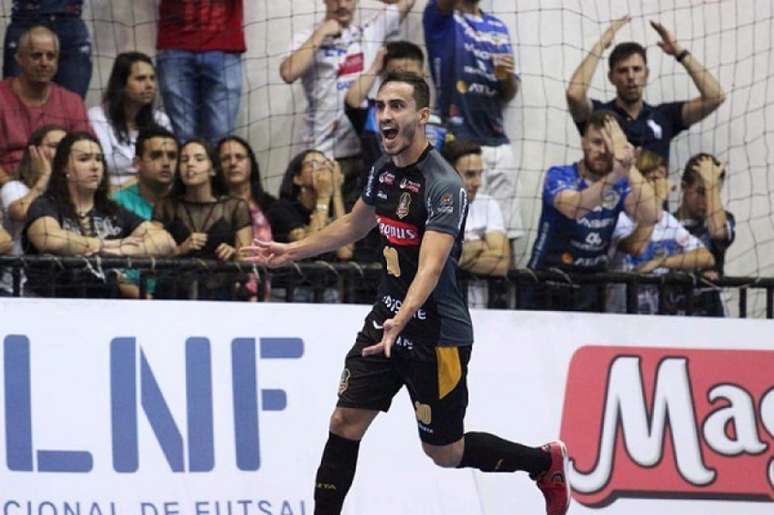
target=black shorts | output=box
[336,312,472,446]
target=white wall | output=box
[1,0,773,312]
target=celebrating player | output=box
[242,71,570,515]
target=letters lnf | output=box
[2,335,303,473]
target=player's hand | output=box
[317,18,342,39]
[361,317,407,358]
[177,232,207,255]
[600,16,631,49]
[650,21,683,56]
[215,243,236,261]
[240,238,295,267]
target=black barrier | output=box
[1,256,771,318]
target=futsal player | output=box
[243,71,571,515]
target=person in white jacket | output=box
[89,52,172,190]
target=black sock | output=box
[314,432,360,515]
[457,431,550,476]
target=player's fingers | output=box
[361,343,385,357]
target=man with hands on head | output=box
[244,71,571,515]
[566,16,726,164]
[526,111,660,311]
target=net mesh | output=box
[0,0,772,314]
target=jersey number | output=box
[383,246,401,277]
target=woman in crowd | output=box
[217,135,275,300]
[23,132,176,297]
[0,125,66,295]
[266,149,352,302]
[89,52,173,190]
[152,138,252,299]
[268,149,352,260]
[607,150,714,314]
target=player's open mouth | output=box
[381,127,399,141]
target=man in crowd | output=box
[566,17,725,163]
[525,111,660,311]
[245,71,570,515]
[155,0,245,144]
[443,139,509,308]
[113,126,179,298]
[424,0,524,250]
[0,25,91,184]
[3,0,93,98]
[674,153,735,316]
[280,0,416,208]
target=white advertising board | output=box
[0,299,771,515]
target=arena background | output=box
[1,0,773,313]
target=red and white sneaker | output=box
[535,440,571,515]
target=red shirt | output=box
[157,0,246,53]
[0,79,92,175]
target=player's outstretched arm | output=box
[363,230,455,358]
[241,198,376,266]
[650,21,726,127]
[566,16,631,122]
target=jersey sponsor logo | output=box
[571,254,608,268]
[394,336,414,350]
[577,217,615,229]
[382,294,428,320]
[396,192,412,219]
[561,346,774,507]
[376,216,420,246]
[399,178,421,193]
[379,172,395,185]
[337,52,364,77]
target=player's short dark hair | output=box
[584,109,624,134]
[384,41,424,67]
[135,125,177,158]
[682,152,725,186]
[378,71,431,110]
[442,139,482,168]
[609,42,648,70]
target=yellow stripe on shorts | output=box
[436,346,462,400]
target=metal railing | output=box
[0,256,771,317]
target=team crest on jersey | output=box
[601,189,621,209]
[396,192,412,219]
[399,178,421,193]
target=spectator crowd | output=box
[0,0,734,316]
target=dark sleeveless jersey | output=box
[362,145,473,347]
